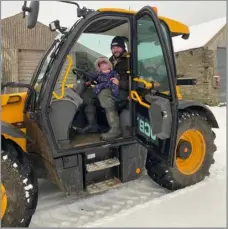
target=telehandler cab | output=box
[1,1,218,227]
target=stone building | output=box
[2,14,226,103]
[1,13,58,92]
[173,17,226,105]
[2,13,104,93]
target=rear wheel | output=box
[1,142,38,227]
[147,110,216,190]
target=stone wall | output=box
[175,47,219,105]
[2,13,58,50]
[206,26,226,51]
[2,48,18,93]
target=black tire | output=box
[1,142,38,227]
[146,110,216,191]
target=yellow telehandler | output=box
[1,1,218,227]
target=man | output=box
[80,36,129,140]
[97,36,129,140]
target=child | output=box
[91,57,122,140]
[74,57,121,136]
[93,57,120,97]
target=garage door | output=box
[216,47,226,105]
[18,49,44,85]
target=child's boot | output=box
[101,107,121,140]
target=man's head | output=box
[110,36,126,58]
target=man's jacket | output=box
[109,52,129,91]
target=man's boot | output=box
[101,107,122,140]
[83,104,100,133]
[74,104,100,134]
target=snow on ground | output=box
[30,106,226,228]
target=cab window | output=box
[53,17,130,94]
[33,40,60,102]
[136,15,170,93]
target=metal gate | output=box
[216,47,226,105]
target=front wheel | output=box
[147,110,216,190]
[1,142,38,227]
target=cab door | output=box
[131,6,178,166]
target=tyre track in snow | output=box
[30,162,224,228]
[30,176,169,227]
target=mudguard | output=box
[2,121,31,140]
[178,100,219,128]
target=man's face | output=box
[111,46,123,58]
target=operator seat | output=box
[49,87,83,145]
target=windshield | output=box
[33,38,61,101]
[32,18,83,103]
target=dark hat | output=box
[110,36,126,50]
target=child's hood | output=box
[94,57,113,72]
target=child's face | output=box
[99,62,111,74]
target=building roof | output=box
[172,16,226,53]
[2,13,57,50]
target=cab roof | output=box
[97,8,190,38]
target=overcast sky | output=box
[1,1,227,28]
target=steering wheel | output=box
[72,68,96,81]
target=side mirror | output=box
[22,1,39,29]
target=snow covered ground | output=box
[30,106,226,228]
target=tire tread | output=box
[147,110,216,191]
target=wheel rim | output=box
[1,183,7,219]
[176,129,206,175]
